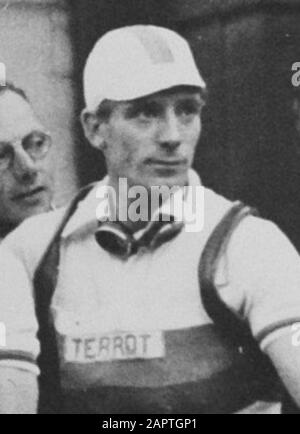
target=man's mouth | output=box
[12,186,46,202]
[146,158,188,167]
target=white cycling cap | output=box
[84,25,206,111]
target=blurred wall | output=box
[0,0,79,206]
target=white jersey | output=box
[0,171,300,413]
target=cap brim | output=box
[86,65,206,110]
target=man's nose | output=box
[158,110,181,151]
[13,148,38,183]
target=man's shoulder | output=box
[202,187,294,253]
[202,187,235,233]
[1,207,67,275]
[203,187,233,213]
[6,207,66,243]
[228,210,298,263]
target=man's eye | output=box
[177,101,202,117]
[33,138,44,148]
[127,103,161,120]
[0,146,11,160]
[23,133,50,154]
[24,134,43,148]
[138,108,157,119]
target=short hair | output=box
[95,86,208,122]
[95,99,117,122]
[0,81,28,102]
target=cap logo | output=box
[129,26,174,64]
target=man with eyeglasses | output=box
[0,26,300,415]
[0,83,53,238]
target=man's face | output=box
[100,87,203,190]
[0,91,53,228]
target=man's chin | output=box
[146,172,189,189]
[8,201,52,226]
[25,200,52,216]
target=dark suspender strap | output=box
[199,201,256,344]
[199,202,300,412]
[33,183,96,414]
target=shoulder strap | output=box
[199,202,300,412]
[33,183,96,414]
[199,201,256,344]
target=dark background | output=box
[71,0,300,250]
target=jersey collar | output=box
[62,170,202,240]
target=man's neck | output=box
[107,176,187,233]
[107,178,152,233]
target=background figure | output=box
[0,84,53,238]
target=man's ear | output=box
[80,109,107,151]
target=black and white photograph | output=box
[0,0,299,416]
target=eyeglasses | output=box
[0,131,52,172]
